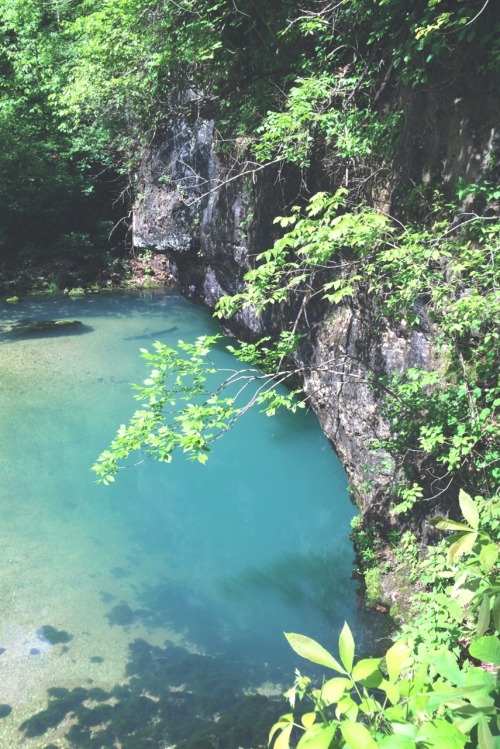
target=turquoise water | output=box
[0,289,362,748]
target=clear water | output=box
[0,289,362,748]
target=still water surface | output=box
[0,290,362,748]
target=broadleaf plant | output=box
[269,494,499,749]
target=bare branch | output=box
[183,158,283,207]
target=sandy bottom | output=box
[0,515,193,748]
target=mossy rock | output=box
[142,278,161,288]
[364,567,383,607]
[68,287,85,298]
[14,320,84,336]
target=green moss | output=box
[142,277,161,288]
[350,515,379,571]
[364,567,383,607]
[17,320,83,335]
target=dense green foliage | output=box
[269,493,499,749]
[3,0,500,262]
[0,0,121,265]
[217,187,500,506]
[92,332,305,482]
[2,1,499,745]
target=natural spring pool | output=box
[0,289,365,748]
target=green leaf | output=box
[422,685,487,712]
[351,658,382,685]
[432,650,463,685]
[339,622,355,672]
[379,736,416,748]
[415,719,467,748]
[385,641,411,683]
[321,678,351,705]
[478,715,494,749]
[296,722,337,749]
[335,695,359,721]
[447,531,478,563]
[464,666,497,698]
[284,633,345,673]
[429,516,471,532]
[459,490,479,529]
[381,679,400,705]
[390,723,417,738]
[340,721,378,749]
[274,722,293,749]
[479,543,499,571]
[301,712,317,729]
[492,594,500,632]
[469,635,500,665]
[477,595,491,637]
[269,714,294,746]
[452,714,482,735]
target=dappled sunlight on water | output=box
[0,290,363,748]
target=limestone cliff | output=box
[132,76,499,531]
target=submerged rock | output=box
[4,319,89,339]
[67,287,85,298]
[15,319,83,334]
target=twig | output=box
[183,158,283,207]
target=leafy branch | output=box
[214,188,500,507]
[92,328,391,483]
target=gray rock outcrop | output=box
[132,73,499,530]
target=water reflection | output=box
[220,551,353,627]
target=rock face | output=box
[297,306,433,525]
[132,78,498,529]
[394,75,500,198]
